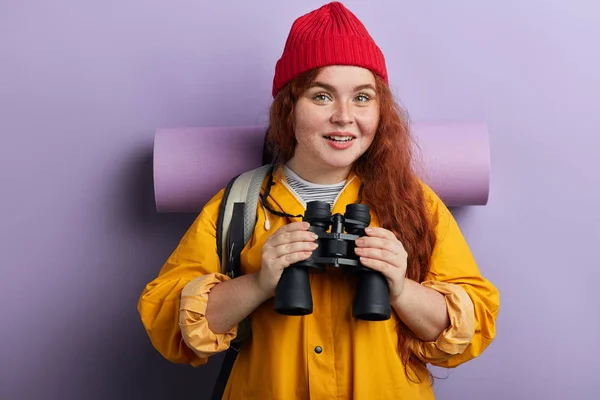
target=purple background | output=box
[1,1,599,399]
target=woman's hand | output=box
[257,221,319,297]
[354,227,408,301]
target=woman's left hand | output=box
[354,227,408,300]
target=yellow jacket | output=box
[138,165,500,399]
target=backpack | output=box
[210,164,272,400]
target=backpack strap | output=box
[216,164,272,276]
[211,164,271,400]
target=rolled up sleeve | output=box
[178,273,238,359]
[407,281,475,364]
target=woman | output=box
[138,2,499,399]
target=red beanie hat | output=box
[272,1,388,97]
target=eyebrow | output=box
[310,81,376,92]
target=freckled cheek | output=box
[356,113,380,138]
[294,112,327,146]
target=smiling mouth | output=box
[324,135,355,142]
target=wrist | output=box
[391,278,411,308]
[251,272,275,301]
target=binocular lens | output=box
[305,201,331,220]
[345,203,371,225]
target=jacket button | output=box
[314,346,323,354]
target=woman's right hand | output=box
[257,221,319,297]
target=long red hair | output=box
[265,68,438,382]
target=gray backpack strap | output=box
[216,164,272,275]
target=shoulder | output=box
[417,179,445,214]
[182,188,226,237]
[201,187,226,223]
[417,179,455,240]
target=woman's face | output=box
[289,65,380,183]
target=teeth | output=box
[326,136,353,142]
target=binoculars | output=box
[274,201,391,321]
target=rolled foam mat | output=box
[153,122,489,212]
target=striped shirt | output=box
[284,165,346,209]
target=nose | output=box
[330,101,354,125]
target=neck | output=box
[285,157,351,184]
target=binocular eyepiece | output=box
[273,201,391,321]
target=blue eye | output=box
[355,94,370,102]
